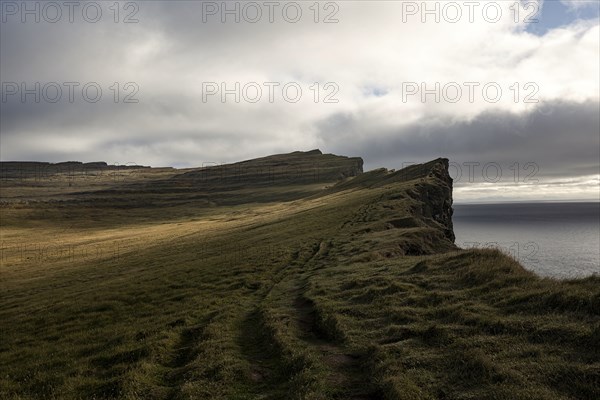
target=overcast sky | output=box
[1,0,599,202]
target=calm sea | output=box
[453,202,600,279]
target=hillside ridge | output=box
[175,149,363,185]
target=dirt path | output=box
[292,285,382,400]
[161,314,215,400]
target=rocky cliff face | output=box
[408,158,455,243]
[329,157,456,258]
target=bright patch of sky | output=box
[526,0,600,35]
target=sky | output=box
[1,0,599,202]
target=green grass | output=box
[0,153,598,399]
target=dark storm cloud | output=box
[317,100,600,180]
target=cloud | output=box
[315,99,600,178]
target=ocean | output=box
[452,202,600,279]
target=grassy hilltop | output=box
[0,151,598,400]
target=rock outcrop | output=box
[407,158,455,243]
[328,157,456,259]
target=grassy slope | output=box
[0,154,598,400]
